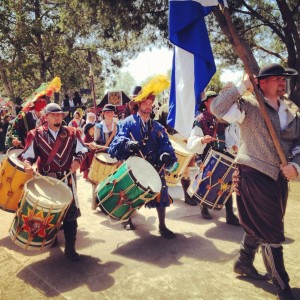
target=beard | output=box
[54,123,61,128]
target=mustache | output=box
[54,123,61,127]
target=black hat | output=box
[84,123,95,136]
[202,91,219,101]
[102,104,116,112]
[257,63,298,79]
[132,86,142,97]
[44,103,68,116]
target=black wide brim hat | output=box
[257,63,298,79]
[102,104,116,112]
[84,123,95,136]
[44,103,69,117]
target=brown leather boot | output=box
[234,233,268,280]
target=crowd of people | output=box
[1,62,299,299]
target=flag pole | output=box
[219,5,287,166]
[87,50,98,114]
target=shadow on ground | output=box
[112,232,237,268]
[17,249,122,297]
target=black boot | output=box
[64,220,80,261]
[181,178,197,206]
[200,205,212,219]
[233,233,268,280]
[122,217,136,230]
[261,245,295,300]
[225,197,240,226]
[157,206,176,239]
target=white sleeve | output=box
[187,126,207,154]
[21,142,35,160]
[222,103,245,124]
[75,138,89,154]
[225,123,240,156]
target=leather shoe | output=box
[233,260,269,280]
[277,287,296,300]
[185,197,198,206]
[122,218,136,230]
[200,205,212,219]
[226,213,240,226]
[159,226,176,239]
[65,249,80,261]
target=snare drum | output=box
[88,152,118,184]
[96,156,162,221]
[188,149,234,210]
[165,137,193,186]
[0,148,34,213]
[9,176,72,250]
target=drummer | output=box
[108,76,177,238]
[20,103,89,261]
[94,104,119,148]
[187,90,240,226]
[88,104,120,209]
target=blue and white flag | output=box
[167,0,228,138]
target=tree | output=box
[108,71,136,96]
[211,1,300,102]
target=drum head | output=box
[127,156,162,193]
[7,148,25,169]
[26,177,72,206]
[170,138,190,155]
[96,152,118,164]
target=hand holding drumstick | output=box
[200,135,225,144]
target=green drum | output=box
[96,156,162,221]
[9,176,72,251]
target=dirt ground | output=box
[0,152,300,300]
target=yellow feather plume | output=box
[134,75,170,102]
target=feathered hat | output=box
[133,75,170,102]
[22,77,62,112]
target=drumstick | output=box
[87,142,109,149]
[56,170,72,185]
[129,132,145,159]
[196,135,225,143]
[34,171,55,186]
[212,137,226,143]
[18,160,54,185]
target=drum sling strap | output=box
[104,121,117,147]
[46,133,64,165]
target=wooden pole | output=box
[87,50,98,114]
[220,6,287,166]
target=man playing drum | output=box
[187,91,240,225]
[108,76,178,238]
[20,103,89,261]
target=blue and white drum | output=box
[187,149,235,210]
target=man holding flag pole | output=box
[168,1,299,299]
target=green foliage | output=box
[1,0,300,103]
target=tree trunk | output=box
[0,60,14,99]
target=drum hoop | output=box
[24,177,73,207]
[127,168,154,194]
[7,157,25,173]
[126,156,162,193]
[95,153,118,165]
[204,150,234,169]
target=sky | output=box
[122,48,173,84]
[122,47,243,85]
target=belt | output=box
[46,171,68,178]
